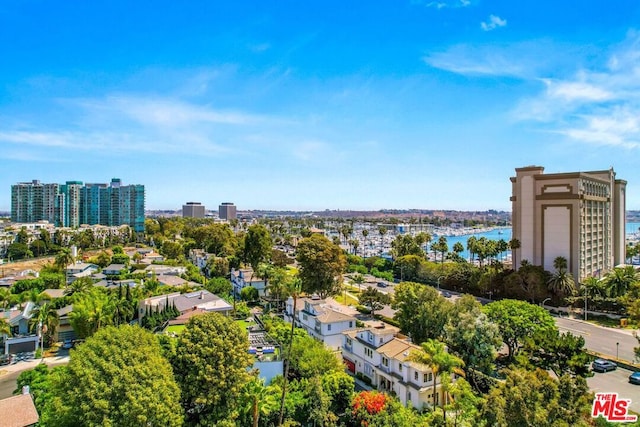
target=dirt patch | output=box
[1,257,55,277]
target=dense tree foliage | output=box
[483,299,557,360]
[42,326,183,427]
[172,312,253,425]
[296,234,347,298]
[243,224,272,270]
[392,281,453,343]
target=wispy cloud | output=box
[424,43,535,78]
[514,31,640,149]
[412,0,471,9]
[481,15,507,32]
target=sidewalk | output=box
[558,315,639,337]
[0,354,70,377]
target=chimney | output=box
[22,385,30,395]
[199,291,204,300]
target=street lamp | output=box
[616,342,619,360]
[437,276,443,291]
[541,298,551,309]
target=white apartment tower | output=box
[510,166,626,282]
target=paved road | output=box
[0,355,70,400]
[555,317,638,363]
[587,367,640,414]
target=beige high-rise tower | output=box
[510,166,626,282]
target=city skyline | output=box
[2,2,640,211]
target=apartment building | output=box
[11,178,145,232]
[183,202,205,218]
[511,166,626,281]
[218,202,237,220]
[285,297,357,349]
[342,327,448,410]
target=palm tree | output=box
[603,266,640,298]
[242,378,278,427]
[378,226,387,255]
[509,238,521,269]
[407,339,464,420]
[361,229,369,256]
[350,239,360,256]
[467,236,477,264]
[30,302,59,347]
[64,277,94,297]
[55,247,75,271]
[547,256,576,297]
[278,277,302,426]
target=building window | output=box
[327,324,332,331]
[399,364,403,372]
[303,313,308,321]
[424,373,432,383]
[414,372,418,381]
[346,338,352,346]
[382,357,388,367]
[349,321,353,328]
[364,348,373,358]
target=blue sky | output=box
[2,1,640,212]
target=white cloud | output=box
[481,15,507,32]
[513,32,640,149]
[412,0,472,9]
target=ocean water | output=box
[439,222,640,261]
[437,228,512,261]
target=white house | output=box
[285,297,357,349]
[65,262,98,284]
[138,290,233,322]
[342,327,454,410]
[231,268,267,297]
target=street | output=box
[0,355,70,400]
[555,317,638,363]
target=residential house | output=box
[65,263,98,284]
[231,268,267,297]
[3,302,39,354]
[138,290,232,322]
[342,327,453,410]
[55,305,75,342]
[285,297,357,349]
[0,393,39,427]
[102,264,127,276]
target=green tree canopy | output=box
[296,234,347,299]
[42,325,183,427]
[483,299,557,360]
[392,281,454,343]
[243,224,273,270]
[172,312,253,425]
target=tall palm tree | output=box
[467,236,477,264]
[361,229,369,257]
[278,277,302,426]
[30,302,59,347]
[64,277,94,297]
[378,226,387,255]
[242,378,278,427]
[509,238,521,269]
[407,339,464,420]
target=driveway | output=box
[0,355,70,400]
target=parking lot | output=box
[587,367,640,414]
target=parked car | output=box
[629,371,640,385]
[442,291,452,298]
[62,339,74,349]
[592,359,617,373]
[376,282,388,288]
[0,354,12,366]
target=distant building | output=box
[219,202,237,220]
[11,178,145,232]
[510,166,626,282]
[182,202,205,218]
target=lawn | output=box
[334,291,360,307]
[165,325,186,335]
[235,319,256,331]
